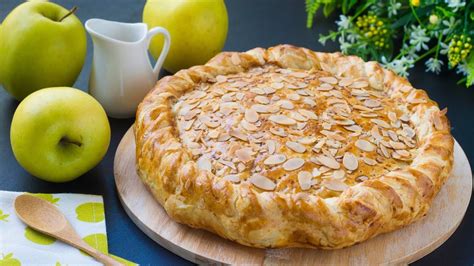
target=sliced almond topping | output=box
[303,98,317,107]
[380,145,391,158]
[432,112,444,130]
[371,119,391,128]
[289,112,308,122]
[397,149,411,157]
[269,115,297,125]
[223,174,240,183]
[291,72,309,78]
[266,140,276,154]
[298,171,312,190]
[235,148,253,162]
[388,111,397,122]
[183,109,200,120]
[264,154,287,165]
[345,125,362,132]
[271,82,284,89]
[364,99,381,108]
[389,140,406,150]
[316,155,340,169]
[332,170,346,179]
[312,168,322,177]
[241,120,258,131]
[250,87,265,95]
[287,93,301,101]
[363,157,377,165]
[277,100,295,110]
[245,109,259,123]
[356,175,369,182]
[249,174,276,191]
[342,152,358,171]
[298,136,317,145]
[338,77,353,87]
[355,139,375,152]
[286,141,306,153]
[230,128,248,141]
[270,127,288,137]
[208,130,220,139]
[323,179,349,192]
[255,95,270,104]
[319,76,338,84]
[282,158,305,171]
[298,109,318,120]
[197,156,212,171]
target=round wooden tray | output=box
[114,127,472,265]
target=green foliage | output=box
[306,0,474,87]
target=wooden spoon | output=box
[14,194,123,266]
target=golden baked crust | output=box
[135,45,454,249]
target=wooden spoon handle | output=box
[71,239,124,266]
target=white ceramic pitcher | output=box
[85,19,170,118]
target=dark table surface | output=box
[1,0,473,265]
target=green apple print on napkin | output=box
[76,202,104,223]
[80,233,108,256]
[0,209,9,222]
[27,193,60,205]
[24,227,56,245]
[0,253,21,266]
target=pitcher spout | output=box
[85,18,148,45]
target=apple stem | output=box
[59,6,78,22]
[59,137,82,148]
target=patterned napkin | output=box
[0,191,134,265]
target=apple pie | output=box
[135,45,453,249]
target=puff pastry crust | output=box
[135,45,454,249]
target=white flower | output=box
[441,17,459,35]
[409,25,430,51]
[346,31,359,43]
[388,0,402,17]
[445,0,466,12]
[425,58,444,74]
[456,61,469,75]
[381,56,414,77]
[339,35,351,54]
[336,15,350,30]
[440,42,450,55]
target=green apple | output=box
[143,0,228,73]
[0,1,86,100]
[10,87,110,182]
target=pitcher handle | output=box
[147,27,171,77]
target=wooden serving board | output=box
[114,127,472,265]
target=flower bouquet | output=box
[306,0,474,87]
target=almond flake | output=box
[235,148,253,162]
[345,125,362,132]
[319,76,338,84]
[364,99,381,108]
[250,174,276,190]
[362,157,377,165]
[197,156,212,171]
[230,128,248,141]
[223,174,240,183]
[270,127,288,137]
[287,93,301,101]
[342,152,358,171]
[389,140,406,150]
[266,140,276,154]
[231,53,241,65]
[356,175,369,182]
[351,80,369,88]
[371,119,391,128]
[216,75,227,83]
[338,78,353,87]
[323,179,349,192]
[298,136,317,145]
[388,111,397,122]
[277,100,295,110]
[269,115,297,125]
[286,141,306,153]
[303,98,317,107]
[316,155,340,169]
[271,82,284,89]
[312,168,322,177]
[241,120,258,131]
[255,95,270,104]
[289,112,308,122]
[298,171,312,190]
[282,158,305,171]
[332,170,346,179]
[264,154,287,165]
[291,72,309,78]
[355,139,375,152]
[245,109,259,123]
[298,109,318,120]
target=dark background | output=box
[1,0,472,264]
